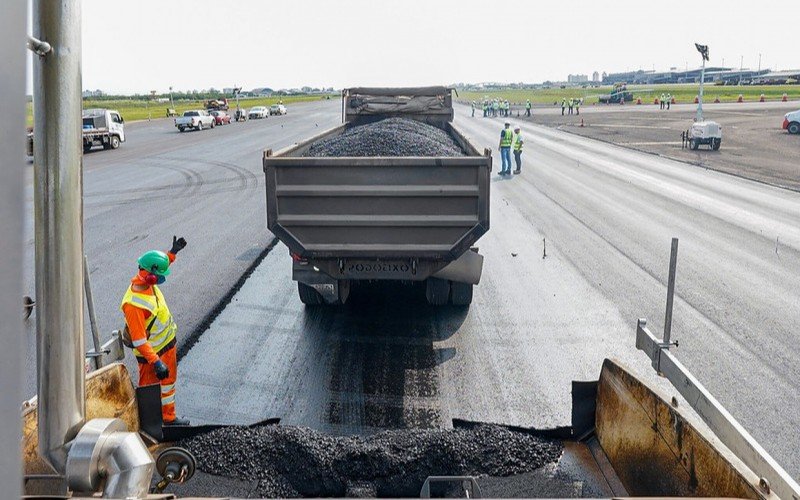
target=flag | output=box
[694,43,709,61]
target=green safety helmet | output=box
[137,250,171,277]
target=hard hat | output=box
[504,122,511,126]
[137,250,171,277]
[514,125,521,131]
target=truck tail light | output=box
[783,118,790,130]
[290,252,307,264]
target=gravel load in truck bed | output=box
[305,117,466,157]
[180,424,562,497]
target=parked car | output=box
[269,104,287,115]
[248,106,269,119]
[210,110,231,125]
[175,110,215,131]
[234,108,248,122]
[783,109,800,135]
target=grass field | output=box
[457,84,800,105]
[25,93,337,126]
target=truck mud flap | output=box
[431,248,483,285]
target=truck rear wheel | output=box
[298,282,324,306]
[450,281,473,306]
[110,135,120,149]
[83,143,92,153]
[711,138,721,151]
[690,139,699,150]
[788,122,800,135]
[425,278,450,306]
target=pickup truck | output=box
[175,110,216,132]
[263,87,491,306]
[82,109,125,152]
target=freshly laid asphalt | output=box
[21,100,341,395]
[20,99,800,481]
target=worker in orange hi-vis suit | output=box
[120,236,189,425]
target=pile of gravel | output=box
[180,424,562,497]
[305,117,465,157]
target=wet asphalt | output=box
[19,99,800,483]
[176,103,800,483]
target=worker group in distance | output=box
[472,98,532,118]
[560,97,583,115]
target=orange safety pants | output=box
[138,346,177,423]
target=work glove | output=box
[170,236,187,255]
[154,359,170,380]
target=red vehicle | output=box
[210,110,231,125]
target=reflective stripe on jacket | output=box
[120,285,177,359]
[500,129,514,147]
[513,134,523,151]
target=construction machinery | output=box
[598,82,633,104]
[263,87,491,306]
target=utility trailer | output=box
[263,87,492,306]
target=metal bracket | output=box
[27,36,51,56]
[420,476,481,498]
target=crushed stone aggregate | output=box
[305,117,465,157]
[180,424,563,497]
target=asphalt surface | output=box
[525,100,800,190]
[174,103,800,484]
[20,98,800,485]
[21,100,342,395]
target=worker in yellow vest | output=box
[121,236,188,426]
[499,122,514,175]
[512,125,524,174]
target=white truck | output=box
[175,109,216,132]
[82,108,125,152]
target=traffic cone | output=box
[714,97,720,103]
[738,94,744,103]
[694,96,699,104]
[671,97,676,104]
[654,97,659,105]
[580,118,584,127]
[636,97,642,105]
[759,94,765,102]
[782,93,788,102]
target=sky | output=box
[28,0,800,94]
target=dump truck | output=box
[262,87,492,306]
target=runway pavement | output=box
[20,98,800,480]
[175,104,800,480]
[21,99,342,396]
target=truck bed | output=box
[263,121,491,266]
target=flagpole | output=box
[697,56,705,122]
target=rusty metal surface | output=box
[595,358,762,499]
[23,363,140,475]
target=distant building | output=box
[601,67,771,85]
[592,71,600,82]
[82,89,104,98]
[567,74,589,83]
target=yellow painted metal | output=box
[595,359,765,499]
[22,362,141,475]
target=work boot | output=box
[514,169,521,174]
[164,417,191,426]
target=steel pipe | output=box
[33,0,85,473]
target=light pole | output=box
[169,86,174,109]
[695,43,709,122]
[148,89,157,121]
